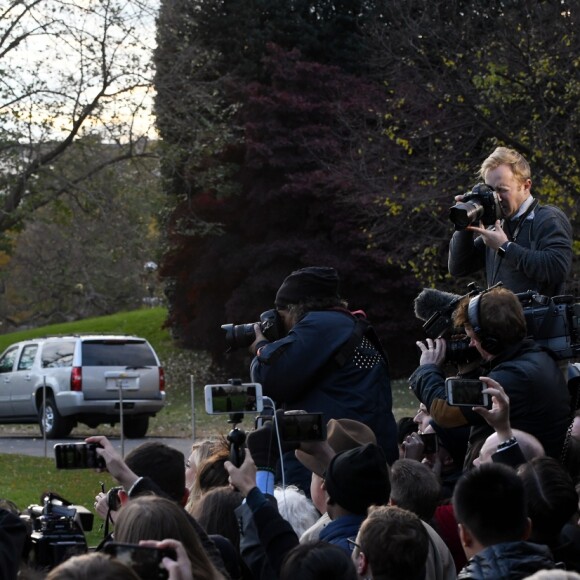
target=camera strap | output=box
[491,199,539,285]
[503,198,539,242]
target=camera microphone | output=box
[414,288,464,339]
[414,288,462,322]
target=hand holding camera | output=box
[465,219,509,251]
[224,447,258,498]
[416,337,447,367]
[94,490,110,521]
[139,539,192,580]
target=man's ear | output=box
[181,487,190,508]
[118,489,129,507]
[458,523,473,548]
[522,517,532,541]
[356,551,368,576]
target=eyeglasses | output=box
[347,537,362,552]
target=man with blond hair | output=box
[448,146,572,296]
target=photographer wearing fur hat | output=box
[249,266,398,491]
[409,286,570,462]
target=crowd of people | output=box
[1,146,580,579]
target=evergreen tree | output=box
[159,44,421,375]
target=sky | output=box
[2,0,160,142]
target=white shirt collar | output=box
[511,195,535,221]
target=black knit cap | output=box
[274,266,340,309]
[323,443,390,515]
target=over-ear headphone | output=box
[467,293,503,355]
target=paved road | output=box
[0,434,194,460]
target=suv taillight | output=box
[71,367,82,391]
[159,367,165,391]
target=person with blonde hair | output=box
[185,439,217,490]
[449,146,572,296]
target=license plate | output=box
[106,377,138,390]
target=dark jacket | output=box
[319,514,365,554]
[458,541,556,579]
[549,523,580,573]
[0,509,27,580]
[251,309,398,464]
[449,203,572,296]
[236,487,299,580]
[409,339,570,459]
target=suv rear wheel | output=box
[39,395,73,439]
[123,415,149,438]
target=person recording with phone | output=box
[409,286,570,463]
[471,377,546,469]
[448,146,572,296]
[248,266,398,492]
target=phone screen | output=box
[419,432,439,454]
[446,378,489,407]
[103,542,175,580]
[54,443,106,469]
[204,383,264,414]
[280,413,326,442]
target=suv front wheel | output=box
[39,395,73,439]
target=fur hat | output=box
[274,267,339,309]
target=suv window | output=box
[0,347,18,373]
[82,340,157,367]
[17,344,38,371]
[42,341,75,368]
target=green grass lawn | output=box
[0,453,117,548]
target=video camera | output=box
[517,291,580,360]
[415,284,480,365]
[20,492,91,570]
[415,283,580,363]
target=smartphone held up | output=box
[54,442,106,470]
[204,382,263,415]
[103,542,176,580]
[279,412,326,443]
[445,377,490,408]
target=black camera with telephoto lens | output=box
[221,309,285,350]
[449,183,502,230]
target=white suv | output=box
[0,335,166,438]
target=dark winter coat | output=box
[251,309,398,463]
[449,203,572,296]
[458,541,556,579]
[410,339,570,459]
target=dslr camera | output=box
[449,183,502,230]
[221,309,285,350]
